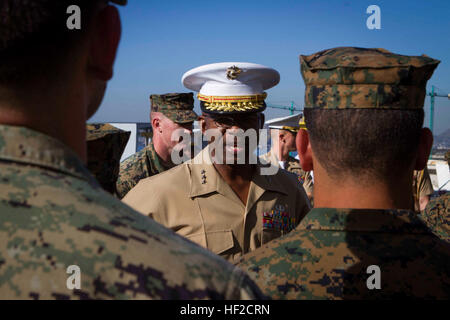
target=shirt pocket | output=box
[261,228,283,245]
[186,230,235,255]
[261,209,296,244]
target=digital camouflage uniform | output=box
[86,123,130,196]
[0,125,263,299]
[421,192,449,242]
[238,47,450,299]
[239,208,450,299]
[116,93,197,199]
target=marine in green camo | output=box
[86,123,130,196]
[115,93,197,199]
[238,47,450,299]
[0,125,264,300]
[420,192,450,242]
[239,208,450,299]
[116,141,168,199]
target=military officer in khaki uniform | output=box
[124,62,311,263]
[116,93,198,199]
[238,47,450,299]
[260,113,314,199]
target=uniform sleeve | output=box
[116,151,150,199]
[227,266,268,300]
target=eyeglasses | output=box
[206,115,260,129]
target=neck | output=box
[313,163,414,210]
[0,85,88,163]
[152,135,173,166]
[213,162,255,182]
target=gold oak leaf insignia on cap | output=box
[226,66,242,80]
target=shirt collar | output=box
[0,124,97,184]
[188,146,289,198]
[298,207,430,234]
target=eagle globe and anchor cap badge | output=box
[226,65,242,80]
[182,62,280,114]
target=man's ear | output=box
[415,127,433,170]
[88,5,121,81]
[297,129,313,171]
[152,115,161,133]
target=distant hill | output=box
[434,128,450,149]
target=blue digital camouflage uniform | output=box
[0,124,263,300]
[238,47,450,299]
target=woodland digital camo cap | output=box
[300,47,440,109]
[150,93,198,124]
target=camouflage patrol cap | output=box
[300,47,440,109]
[86,123,130,195]
[150,93,198,124]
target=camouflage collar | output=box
[145,141,173,171]
[298,208,431,234]
[0,125,97,184]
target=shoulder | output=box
[133,162,190,192]
[0,163,257,299]
[237,229,311,295]
[122,163,190,208]
[273,168,306,193]
[120,145,150,170]
[421,193,450,241]
[422,193,449,220]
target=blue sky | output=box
[91,0,450,135]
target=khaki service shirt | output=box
[124,147,311,263]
